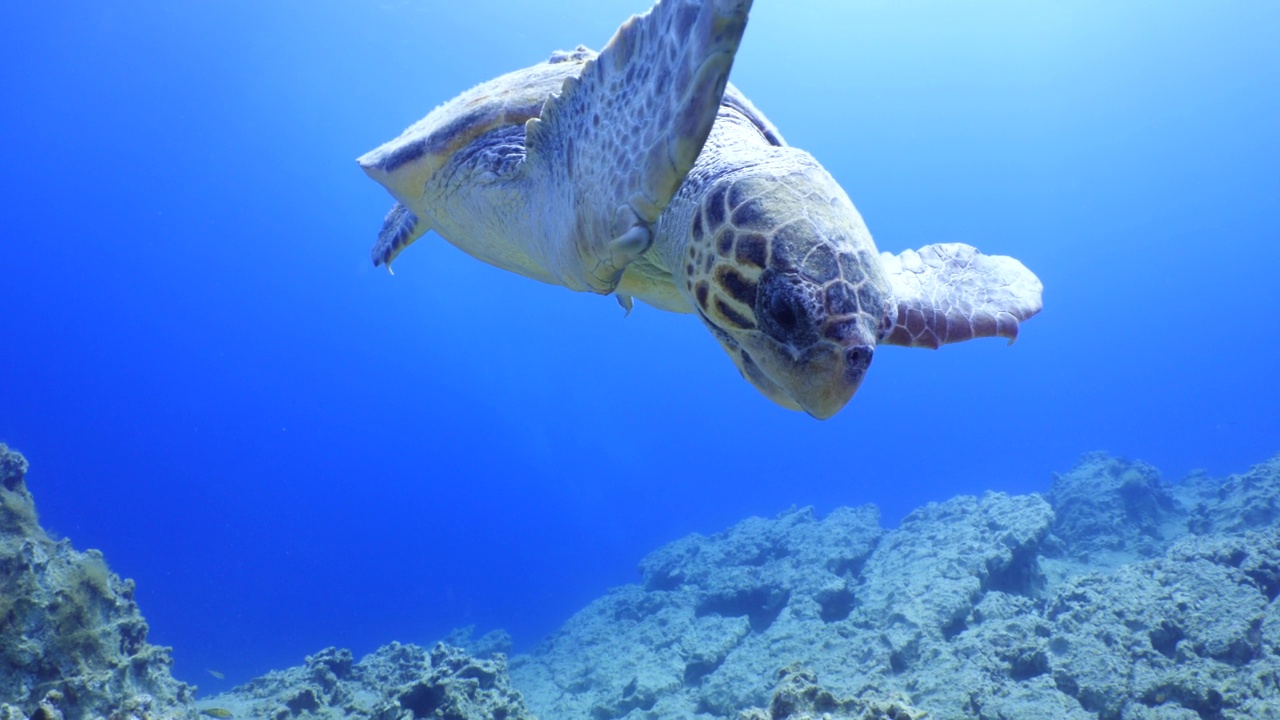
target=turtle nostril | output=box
[844,346,874,375]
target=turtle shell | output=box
[357,49,594,206]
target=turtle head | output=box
[682,166,889,419]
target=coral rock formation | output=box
[737,665,924,720]
[202,642,534,720]
[508,453,1280,719]
[15,435,1277,720]
[0,444,197,720]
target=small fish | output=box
[206,669,225,680]
[200,709,233,719]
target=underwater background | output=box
[1,0,1277,690]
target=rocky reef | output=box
[199,452,1280,719]
[198,642,534,720]
[0,444,197,720]
[7,437,1279,719]
[737,665,925,720]
[507,452,1280,719]
[0,442,537,719]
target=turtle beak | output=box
[784,344,873,420]
[746,340,870,420]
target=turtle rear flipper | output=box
[879,243,1043,349]
[371,203,429,273]
[522,0,752,294]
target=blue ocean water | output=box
[1,0,1277,689]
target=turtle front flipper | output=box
[879,243,1043,349]
[371,204,430,274]
[522,0,753,294]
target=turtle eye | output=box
[769,292,800,332]
[757,268,818,344]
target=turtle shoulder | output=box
[616,85,784,314]
[617,254,693,313]
[357,49,595,206]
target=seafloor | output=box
[1,443,1278,719]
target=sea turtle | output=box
[358,0,1042,419]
